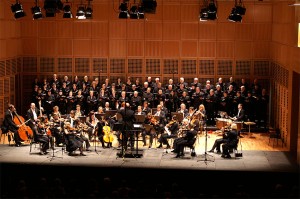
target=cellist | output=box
[3,104,22,146]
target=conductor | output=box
[118,102,136,151]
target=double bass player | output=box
[3,104,22,146]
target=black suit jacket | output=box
[27,108,40,126]
[236,109,245,121]
[3,110,18,132]
[118,108,136,130]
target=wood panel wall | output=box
[270,0,300,164]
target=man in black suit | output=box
[232,103,245,122]
[118,102,136,150]
[26,102,40,138]
[3,104,22,146]
[222,123,239,159]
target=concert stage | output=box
[0,133,299,198]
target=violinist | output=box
[35,116,50,155]
[66,110,91,152]
[74,104,84,120]
[49,113,65,147]
[157,115,179,149]
[3,104,22,146]
[86,111,105,148]
[64,111,85,156]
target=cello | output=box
[13,111,33,141]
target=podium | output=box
[116,124,145,158]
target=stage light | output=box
[138,5,145,19]
[76,5,86,19]
[85,0,93,19]
[63,0,72,18]
[199,0,217,21]
[227,0,246,22]
[119,2,129,19]
[130,5,138,19]
[31,0,43,20]
[142,0,157,14]
[44,0,63,17]
[11,1,25,19]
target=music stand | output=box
[171,112,183,123]
[197,125,215,165]
[134,114,146,124]
[60,115,67,119]
[95,113,106,121]
[105,110,117,118]
[78,116,87,124]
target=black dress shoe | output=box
[208,149,214,153]
[80,153,87,156]
[175,154,181,158]
[15,143,21,147]
[157,145,162,148]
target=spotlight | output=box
[130,5,138,19]
[85,0,93,19]
[32,6,43,19]
[138,5,145,19]
[63,0,72,18]
[31,0,42,20]
[76,5,86,19]
[11,1,25,19]
[199,0,217,21]
[119,2,129,19]
[44,0,63,17]
[227,0,246,22]
[142,0,157,14]
[63,4,72,18]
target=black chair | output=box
[29,136,42,154]
[269,128,283,147]
[183,137,197,157]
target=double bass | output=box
[13,111,33,141]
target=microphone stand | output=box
[197,124,214,165]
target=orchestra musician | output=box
[153,104,166,135]
[208,120,233,154]
[26,103,41,138]
[221,123,239,159]
[3,104,22,146]
[142,101,151,115]
[74,104,84,120]
[177,103,188,118]
[35,116,50,155]
[65,110,91,153]
[49,113,65,147]
[157,115,179,149]
[231,103,245,122]
[173,122,197,158]
[64,121,86,156]
[86,111,105,148]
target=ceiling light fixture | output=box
[11,0,25,19]
[199,0,217,21]
[63,0,72,18]
[31,0,43,20]
[119,1,129,19]
[228,0,246,22]
[85,0,93,19]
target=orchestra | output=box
[3,75,268,158]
